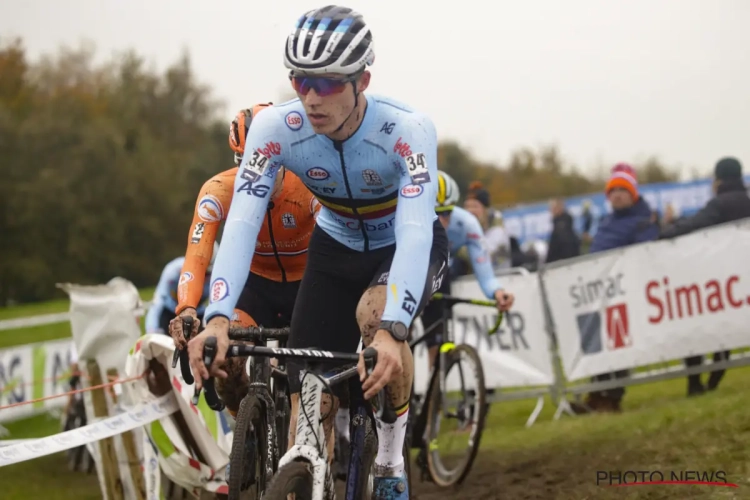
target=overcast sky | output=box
[3,0,749,177]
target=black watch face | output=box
[393,322,408,341]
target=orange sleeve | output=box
[176,169,236,313]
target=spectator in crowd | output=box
[580,199,594,253]
[573,163,659,414]
[660,157,750,396]
[462,181,514,270]
[545,198,580,263]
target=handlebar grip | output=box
[362,347,397,425]
[363,346,378,375]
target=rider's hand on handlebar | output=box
[358,329,403,400]
[169,308,199,350]
[187,317,230,391]
[494,289,515,311]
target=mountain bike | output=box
[407,292,502,487]
[200,336,399,500]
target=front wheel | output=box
[425,343,487,487]
[263,462,313,500]
[228,395,268,500]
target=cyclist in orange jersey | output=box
[169,103,319,415]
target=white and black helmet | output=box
[284,5,375,76]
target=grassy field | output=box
[1,296,749,499]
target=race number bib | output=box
[405,153,430,184]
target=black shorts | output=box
[235,272,300,328]
[287,219,449,394]
[417,269,452,348]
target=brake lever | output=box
[172,316,195,384]
[192,336,225,411]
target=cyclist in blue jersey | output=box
[186,6,448,497]
[418,171,515,366]
[144,242,217,334]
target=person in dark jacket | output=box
[573,163,659,414]
[661,157,750,396]
[546,198,581,263]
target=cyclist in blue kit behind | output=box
[187,5,448,498]
[418,171,515,367]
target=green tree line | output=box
[0,39,681,304]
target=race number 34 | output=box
[241,150,270,182]
[405,153,430,184]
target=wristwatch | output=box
[379,320,409,342]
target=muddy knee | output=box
[355,285,386,345]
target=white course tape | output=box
[0,440,36,447]
[0,393,177,467]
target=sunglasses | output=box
[289,73,358,97]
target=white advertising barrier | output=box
[59,277,148,500]
[543,219,750,381]
[123,333,233,496]
[0,339,74,423]
[413,270,553,394]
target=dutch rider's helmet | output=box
[283,5,375,76]
[228,103,273,166]
[435,171,460,213]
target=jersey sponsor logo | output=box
[210,278,229,303]
[285,111,303,131]
[405,152,430,185]
[393,137,412,158]
[362,169,383,186]
[178,272,194,286]
[430,260,446,294]
[380,122,395,135]
[376,272,389,285]
[259,141,281,157]
[237,181,271,197]
[197,195,224,222]
[400,184,423,198]
[281,212,297,229]
[264,164,279,178]
[309,184,336,194]
[401,289,418,317]
[306,167,329,180]
[191,222,205,243]
[332,214,395,232]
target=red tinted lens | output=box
[291,77,348,97]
